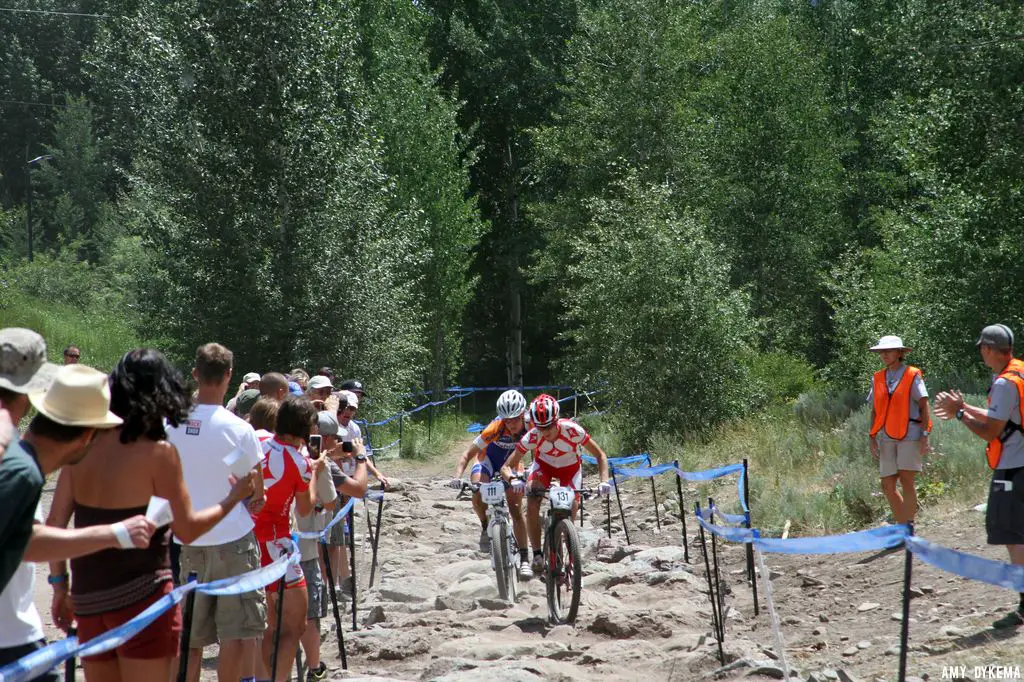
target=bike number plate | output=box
[480,481,505,505]
[549,486,574,511]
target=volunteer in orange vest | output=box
[935,324,1024,630]
[867,335,931,525]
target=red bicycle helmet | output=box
[529,394,560,428]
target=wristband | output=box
[47,574,68,585]
[956,408,965,421]
[110,521,134,549]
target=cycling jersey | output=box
[515,419,590,469]
[473,417,527,474]
[252,436,311,590]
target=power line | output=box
[0,6,109,18]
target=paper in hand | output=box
[145,496,174,527]
[223,446,262,480]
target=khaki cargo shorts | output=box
[878,439,923,478]
[179,531,267,647]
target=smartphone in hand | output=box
[342,441,354,453]
[309,434,322,460]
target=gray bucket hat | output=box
[0,328,60,395]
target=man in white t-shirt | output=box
[166,343,267,682]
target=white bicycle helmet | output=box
[496,389,527,419]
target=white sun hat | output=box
[29,364,123,428]
[869,335,911,352]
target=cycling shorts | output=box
[527,459,582,490]
[259,538,305,592]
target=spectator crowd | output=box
[0,329,386,682]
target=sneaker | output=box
[479,528,491,552]
[306,662,328,682]
[992,608,1024,629]
[519,559,534,580]
[531,554,545,578]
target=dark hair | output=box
[29,414,90,442]
[195,343,233,384]
[249,397,280,432]
[275,395,317,441]
[316,367,334,380]
[0,387,23,405]
[260,372,288,396]
[110,349,191,444]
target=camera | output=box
[342,441,354,453]
[308,434,322,460]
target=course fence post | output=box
[320,540,347,669]
[743,458,758,615]
[369,487,385,586]
[398,414,404,457]
[428,403,434,442]
[708,497,726,641]
[674,461,689,563]
[269,575,287,682]
[65,626,77,682]
[697,503,725,665]
[898,522,915,682]
[294,647,303,681]
[348,506,358,631]
[176,571,198,682]
[605,494,612,538]
[611,467,631,545]
[646,454,662,532]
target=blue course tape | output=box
[695,513,758,544]
[581,453,650,467]
[294,497,357,541]
[753,524,909,555]
[466,422,485,433]
[906,536,1024,592]
[0,541,301,682]
[611,462,677,479]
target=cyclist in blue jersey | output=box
[449,390,533,577]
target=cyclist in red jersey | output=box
[503,394,611,576]
[251,395,366,682]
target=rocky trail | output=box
[36,449,1022,682]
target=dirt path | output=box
[31,444,1023,682]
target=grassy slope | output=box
[0,292,143,370]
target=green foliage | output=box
[745,351,821,408]
[556,174,751,444]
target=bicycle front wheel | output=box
[546,517,583,624]
[490,519,511,600]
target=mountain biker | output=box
[502,394,611,578]
[449,390,531,574]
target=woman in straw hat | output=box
[47,349,258,682]
[867,335,932,525]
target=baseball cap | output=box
[0,327,60,395]
[339,390,359,409]
[976,324,1014,350]
[308,375,333,390]
[287,381,305,396]
[317,410,340,437]
[242,372,261,384]
[340,379,366,395]
[235,388,260,417]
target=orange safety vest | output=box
[869,365,930,440]
[985,357,1024,469]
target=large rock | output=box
[632,545,689,570]
[369,632,431,661]
[446,576,499,601]
[377,577,436,603]
[588,610,673,639]
[434,636,569,661]
[435,559,492,585]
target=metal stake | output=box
[320,540,347,669]
[176,572,198,682]
[743,459,758,615]
[898,522,915,682]
[674,461,689,563]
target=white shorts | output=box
[879,439,922,477]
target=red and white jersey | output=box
[252,436,311,542]
[515,418,591,469]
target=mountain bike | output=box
[529,486,596,624]
[457,480,520,601]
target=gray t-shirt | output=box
[987,376,1024,469]
[867,366,929,441]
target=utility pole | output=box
[25,154,53,262]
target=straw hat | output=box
[869,335,911,352]
[29,364,123,428]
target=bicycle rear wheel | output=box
[545,518,583,624]
[490,519,511,600]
